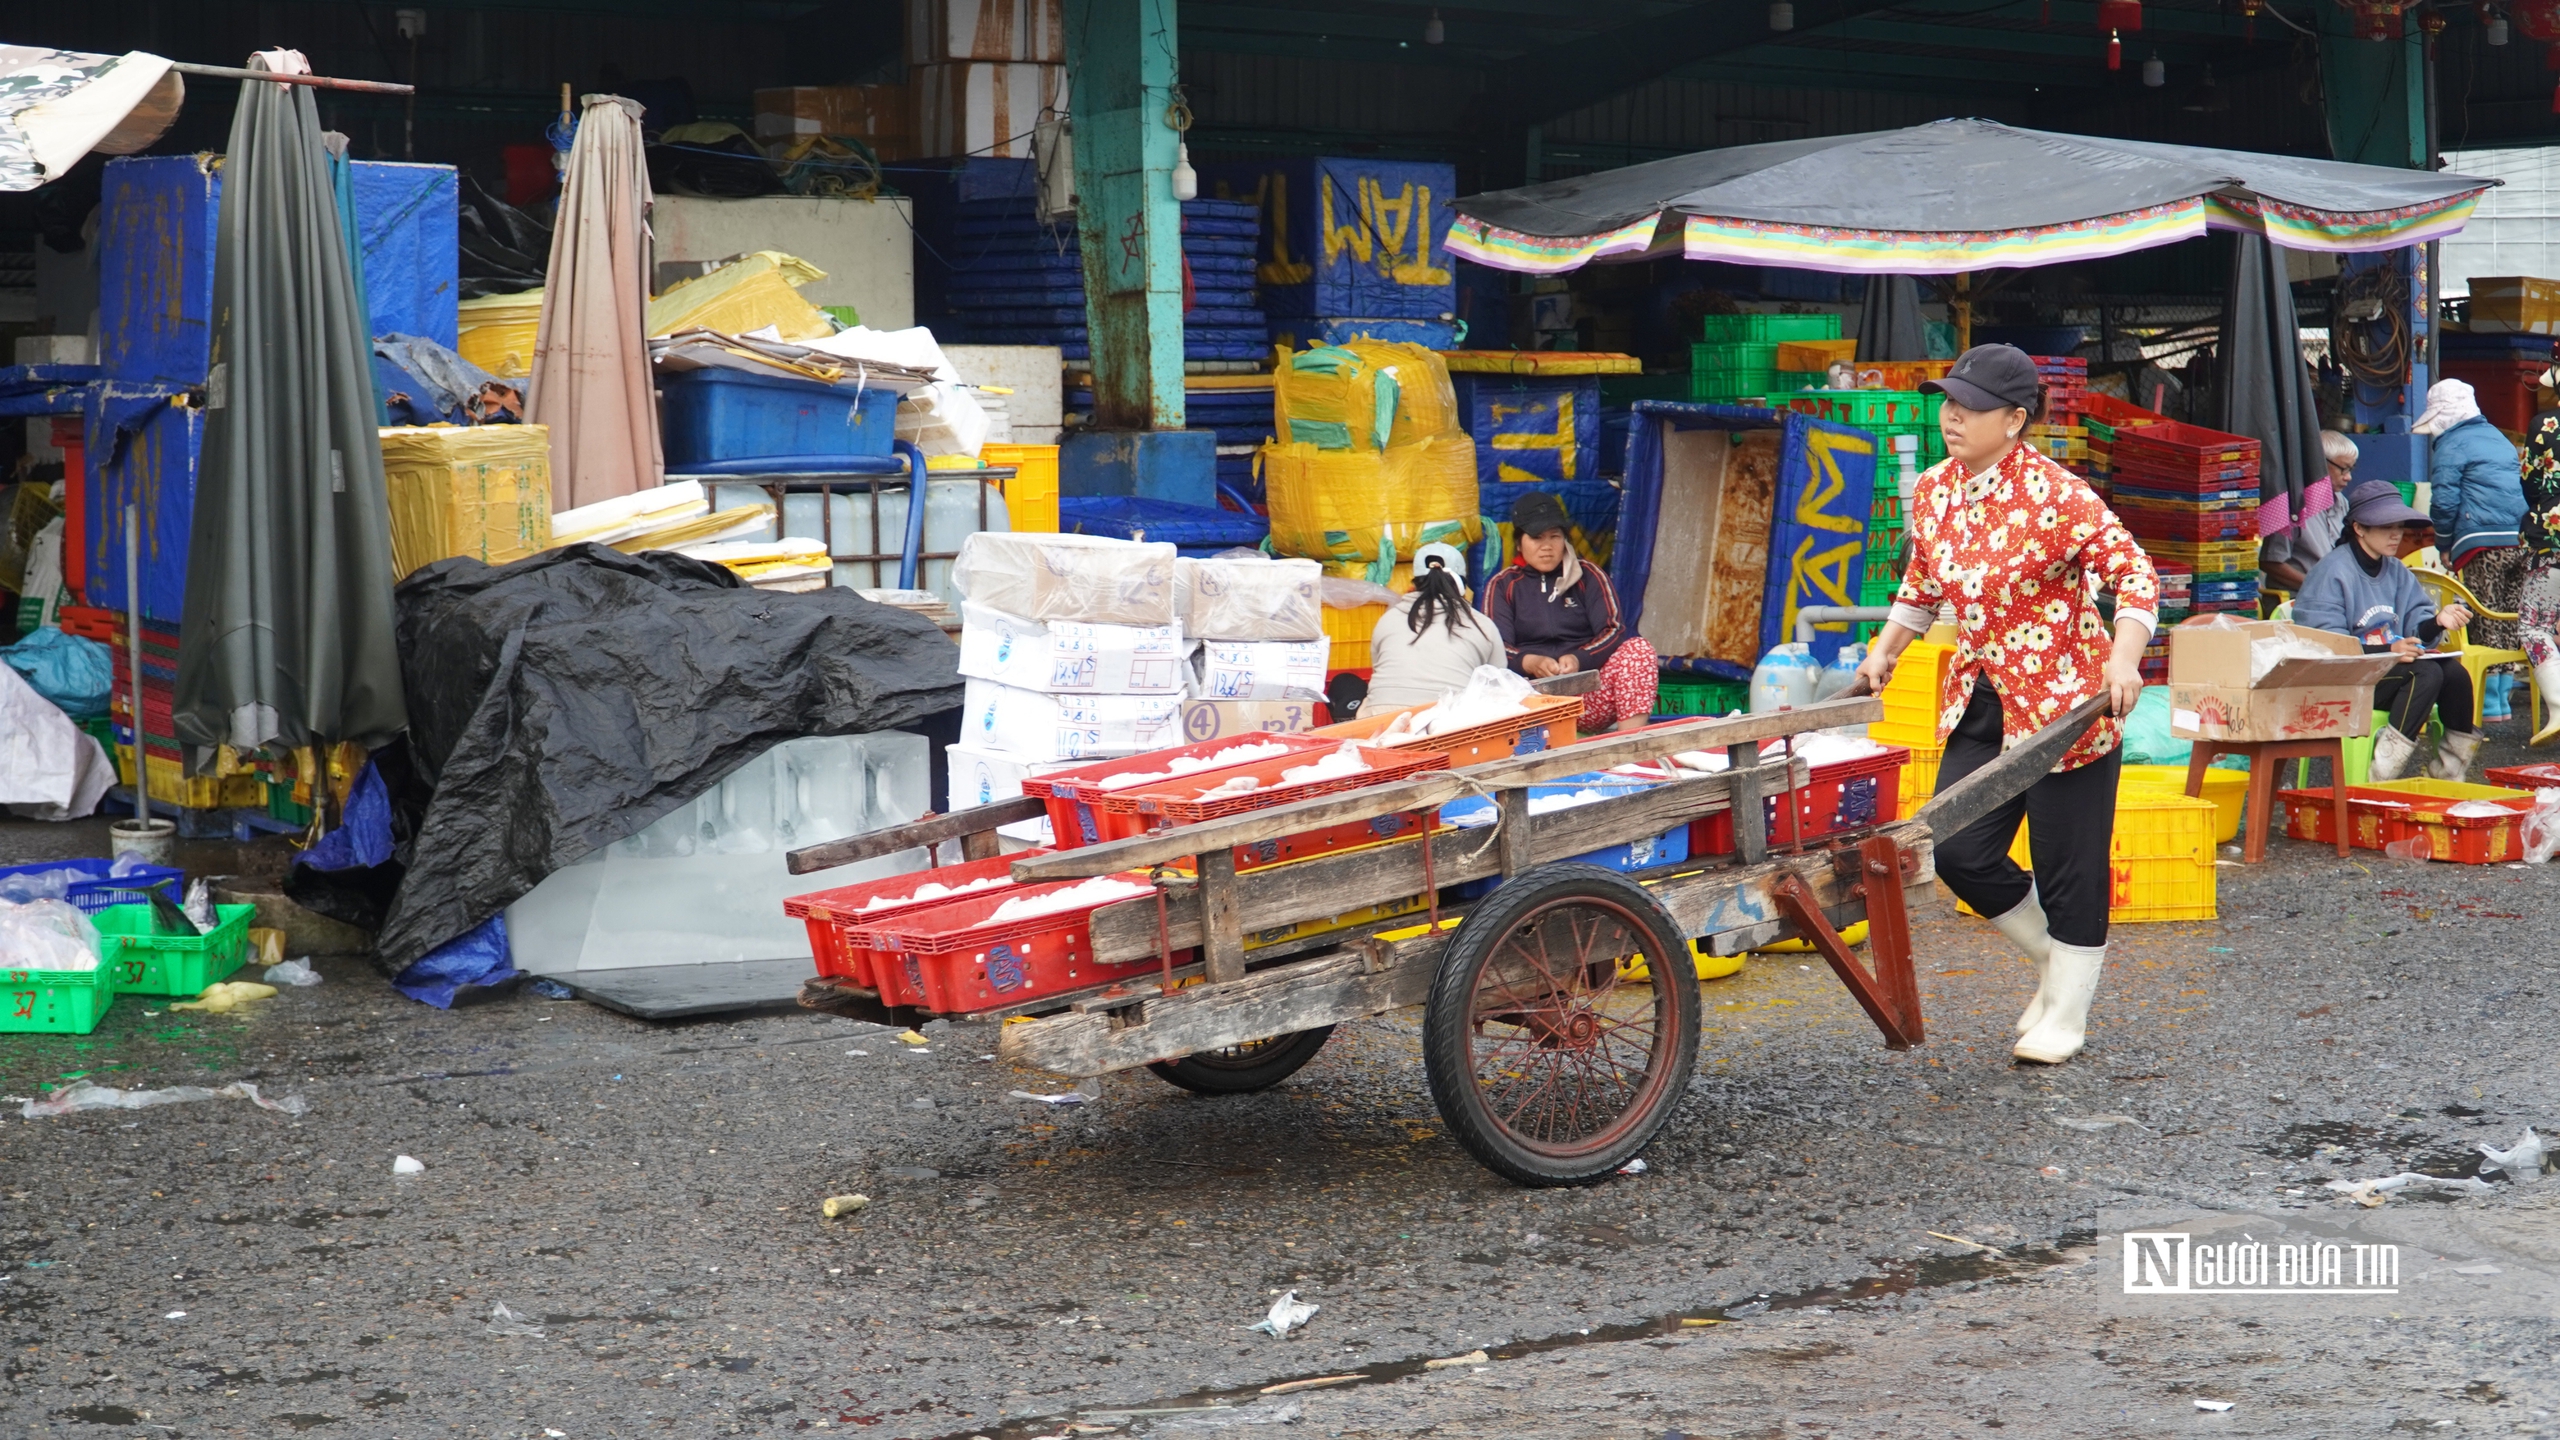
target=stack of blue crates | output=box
[1205,157,1461,352]
[935,197,1270,362]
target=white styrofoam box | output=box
[911,61,1066,161]
[505,732,931,972]
[1177,554,1323,641]
[941,344,1064,428]
[946,740,1078,810]
[651,194,915,331]
[963,677,1181,761]
[906,0,1064,62]
[951,530,1176,626]
[1190,639,1327,702]
[13,335,91,365]
[959,602,1188,694]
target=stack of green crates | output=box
[1690,314,1841,402]
[1656,674,1750,717]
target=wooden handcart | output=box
[784,690,2102,1186]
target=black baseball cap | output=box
[1511,490,1570,537]
[1922,344,2042,412]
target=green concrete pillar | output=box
[2321,7,2426,168]
[1064,0,1186,431]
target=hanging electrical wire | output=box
[2333,262,2411,389]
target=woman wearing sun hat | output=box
[1853,343,2158,1067]
[2292,480,2479,778]
[1366,541,1506,711]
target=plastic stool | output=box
[2189,737,2348,864]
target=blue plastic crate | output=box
[658,368,899,468]
[1059,496,1268,549]
[0,858,187,916]
[1452,373,1603,485]
[1198,157,1457,319]
[1440,773,1689,898]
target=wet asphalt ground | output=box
[3,723,2558,1438]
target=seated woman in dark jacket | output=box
[1480,491,1658,732]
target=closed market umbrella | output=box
[2219,232,2337,569]
[174,49,406,753]
[530,94,662,510]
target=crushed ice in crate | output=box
[858,875,1009,912]
[1094,740,1294,791]
[989,876,1154,922]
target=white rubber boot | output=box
[1988,885,2055,1035]
[2368,726,2420,782]
[2532,660,2560,746]
[2428,729,2482,782]
[2014,939,2105,1065]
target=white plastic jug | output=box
[1814,641,1866,702]
[1749,643,1819,713]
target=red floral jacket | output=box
[1887,443,2160,771]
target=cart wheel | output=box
[1145,1026,1336,1095]
[1423,863,1702,1186]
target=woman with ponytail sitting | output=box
[1365,541,1506,710]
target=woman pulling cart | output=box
[1856,344,2157,1066]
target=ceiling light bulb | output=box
[2142,51,2165,86]
[1171,142,1198,203]
[2488,13,2512,42]
[1425,8,1446,43]
[1770,0,1796,28]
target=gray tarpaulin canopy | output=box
[1447,118,2495,275]
[175,51,406,752]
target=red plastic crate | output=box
[1691,743,1910,855]
[785,852,1041,985]
[1313,691,1582,767]
[2117,505,2255,543]
[2444,358,2541,433]
[2279,783,2536,860]
[860,877,1176,1014]
[1106,743,1451,826]
[1022,735,1337,850]
[2484,761,2560,791]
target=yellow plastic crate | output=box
[1898,742,1944,813]
[2008,790,2216,923]
[981,442,1059,533]
[1873,639,1950,747]
[1320,601,1390,673]
[115,746,267,811]
[2121,764,2247,844]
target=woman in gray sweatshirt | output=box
[2292,481,2477,781]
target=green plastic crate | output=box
[0,965,114,1035]
[1859,571,1903,608]
[1693,341,1781,372]
[94,903,254,997]
[1690,370,1777,403]
[1598,373,1695,405]
[1772,370,1828,392]
[1699,313,1842,344]
[1656,675,1749,718]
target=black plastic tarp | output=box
[371,544,964,969]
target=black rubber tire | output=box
[1422,862,1703,1186]
[1144,1026,1337,1094]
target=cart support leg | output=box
[1198,847,1247,984]
[1771,835,1924,1049]
[1727,747,1766,864]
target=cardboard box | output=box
[752,85,911,141]
[906,0,1064,62]
[2466,276,2560,336]
[957,602,1190,694]
[1190,639,1328,701]
[950,531,1175,626]
[2166,620,2401,743]
[910,61,1066,161]
[961,678,1182,761]
[1179,698,1320,743]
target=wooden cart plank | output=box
[1079,759,1804,964]
[786,797,1043,874]
[1008,697,1878,882]
[999,818,1933,1077]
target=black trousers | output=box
[1931,683,2121,949]
[2371,656,2474,738]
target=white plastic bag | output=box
[2523,788,2560,864]
[0,899,102,971]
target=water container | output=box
[1749,643,1819,713]
[1814,642,1866,702]
[503,731,934,973]
[707,479,1010,605]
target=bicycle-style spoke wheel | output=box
[1423,863,1702,1185]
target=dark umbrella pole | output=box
[109,507,176,866]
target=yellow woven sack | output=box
[457,287,543,378]
[1274,339,1460,452]
[1263,432,1481,564]
[648,252,834,341]
[379,424,554,579]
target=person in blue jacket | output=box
[2294,481,2477,782]
[2415,378,2528,650]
